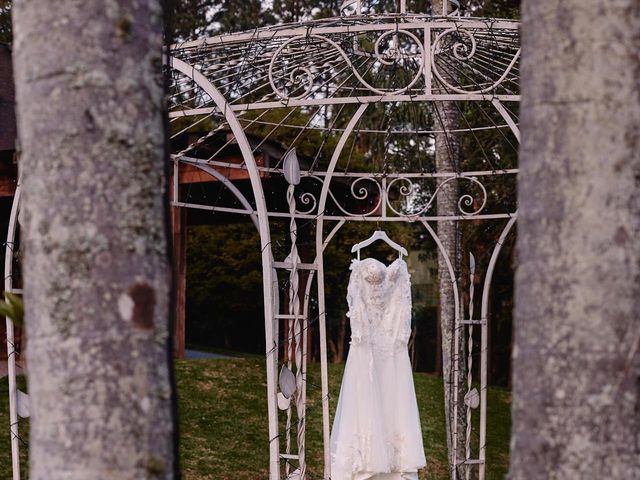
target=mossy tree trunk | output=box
[512,1,640,478]
[12,1,176,478]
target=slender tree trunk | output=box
[511,1,640,478]
[12,1,176,479]
[432,0,466,476]
[435,103,466,479]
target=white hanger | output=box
[351,229,408,260]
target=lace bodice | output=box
[347,257,412,354]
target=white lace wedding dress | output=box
[330,257,427,480]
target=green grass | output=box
[177,357,511,480]
[0,375,29,479]
[0,359,511,479]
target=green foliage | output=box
[271,0,323,23]
[464,0,520,18]
[168,0,277,40]
[212,0,276,34]
[0,292,23,328]
[0,0,11,45]
[186,222,265,351]
[169,0,216,41]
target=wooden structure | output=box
[170,132,311,358]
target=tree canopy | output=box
[0,0,11,45]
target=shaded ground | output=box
[0,357,511,479]
[185,349,229,360]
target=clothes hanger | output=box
[351,228,408,261]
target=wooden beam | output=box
[177,153,268,184]
[171,189,187,359]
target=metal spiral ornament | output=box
[297,191,318,215]
[385,176,487,218]
[431,27,521,95]
[296,176,383,217]
[451,31,477,60]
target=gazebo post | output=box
[170,160,187,359]
[171,201,187,359]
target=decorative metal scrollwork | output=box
[387,176,487,217]
[269,31,424,100]
[295,176,383,216]
[431,28,520,94]
[294,175,488,218]
[297,191,318,215]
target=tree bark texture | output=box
[12,1,175,479]
[512,1,640,479]
[432,0,467,476]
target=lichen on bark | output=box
[12,0,175,478]
[511,1,640,478]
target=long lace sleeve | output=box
[346,260,364,344]
[398,275,412,345]
[392,262,413,345]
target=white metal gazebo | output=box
[5,1,520,479]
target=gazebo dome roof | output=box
[168,13,520,117]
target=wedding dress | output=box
[330,257,427,480]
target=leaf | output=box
[5,292,24,326]
[17,390,29,418]
[0,292,24,328]
[278,365,296,399]
[0,302,14,320]
[282,148,300,186]
[277,392,291,410]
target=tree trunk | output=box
[511,1,640,478]
[12,1,176,479]
[432,0,466,476]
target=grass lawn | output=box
[0,358,511,479]
[178,357,511,480]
